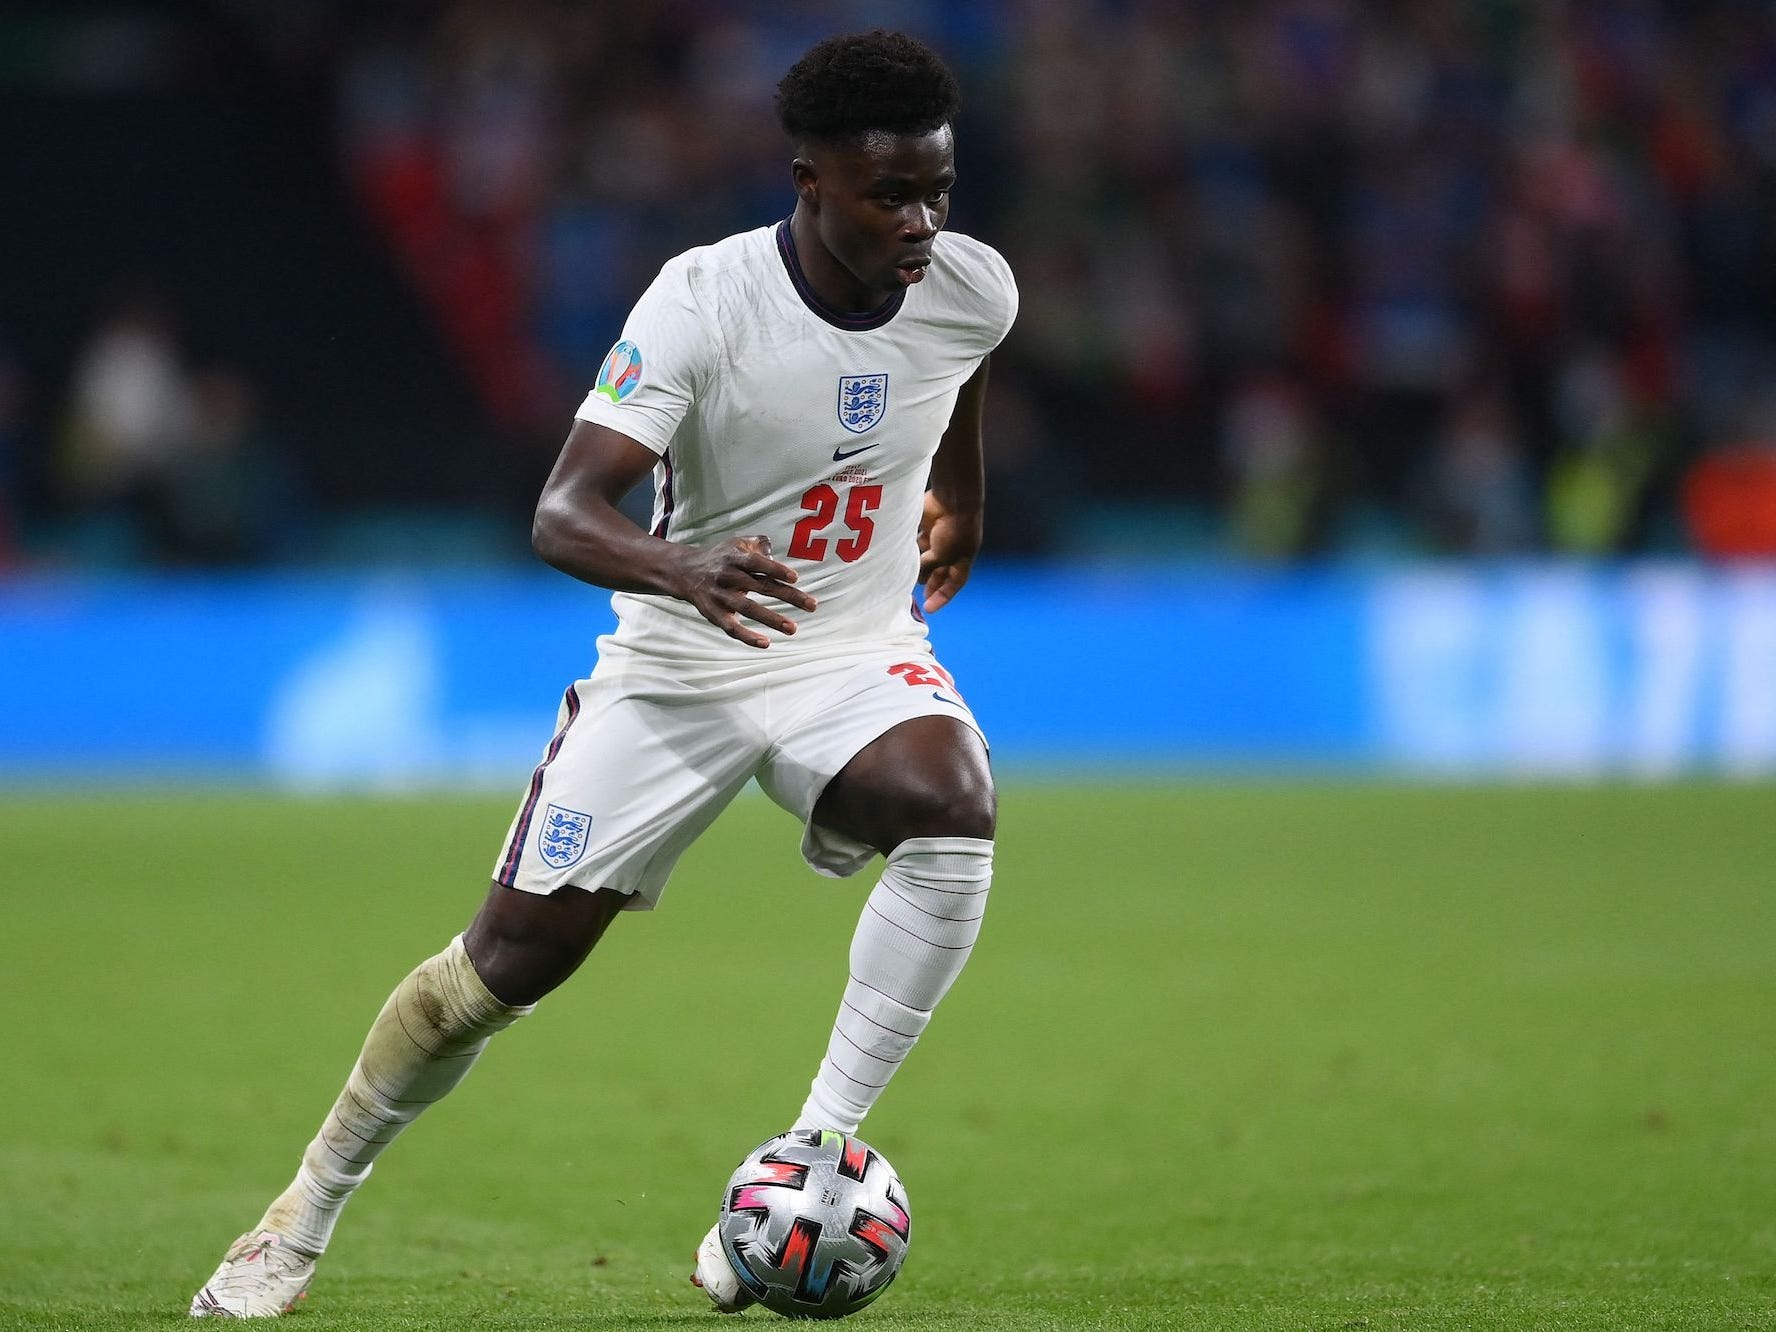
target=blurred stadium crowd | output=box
[7,0,1776,568]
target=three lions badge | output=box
[537,804,592,869]
[838,373,888,433]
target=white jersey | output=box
[574,221,1017,659]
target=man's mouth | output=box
[895,254,932,284]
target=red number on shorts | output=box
[788,484,840,560]
[889,661,958,692]
[788,483,882,562]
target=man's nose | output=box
[901,205,938,240]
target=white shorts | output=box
[492,640,983,909]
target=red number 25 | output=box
[788,483,882,562]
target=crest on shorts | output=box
[537,803,592,869]
[837,373,888,433]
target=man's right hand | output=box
[672,535,817,649]
[532,424,816,648]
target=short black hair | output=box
[775,30,960,146]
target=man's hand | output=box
[918,491,982,614]
[672,535,817,649]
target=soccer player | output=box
[191,28,1016,1317]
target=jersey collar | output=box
[775,219,905,332]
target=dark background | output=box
[5,0,1776,571]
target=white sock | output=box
[795,836,992,1134]
[257,934,531,1254]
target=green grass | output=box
[1,784,1772,1330]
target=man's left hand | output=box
[918,491,981,614]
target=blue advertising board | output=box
[1,564,1772,786]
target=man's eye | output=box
[881,195,904,207]
[928,190,950,204]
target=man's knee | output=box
[865,764,997,849]
[462,882,625,1006]
[817,715,996,853]
[912,771,996,841]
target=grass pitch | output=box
[0,783,1771,1330]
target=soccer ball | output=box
[717,1128,912,1319]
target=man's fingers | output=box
[729,574,814,614]
[733,597,798,635]
[737,534,796,582]
[686,536,820,645]
[704,587,799,647]
[729,558,815,611]
[748,571,817,612]
[723,619,772,649]
[709,603,776,649]
[744,553,799,584]
[727,542,819,611]
[922,562,969,613]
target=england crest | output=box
[837,373,889,434]
[537,803,592,869]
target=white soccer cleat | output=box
[189,1230,317,1318]
[691,1222,757,1314]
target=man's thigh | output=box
[492,666,769,909]
[755,646,986,879]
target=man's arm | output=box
[919,356,990,613]
[532,419,816,650]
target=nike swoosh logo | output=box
[932,691,962,707]
[832,439,883,461]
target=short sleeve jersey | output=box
[574,221,1018,659]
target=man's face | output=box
[797,126,955,303]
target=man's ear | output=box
[791,158,819,208]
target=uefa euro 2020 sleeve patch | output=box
[595,340,643,403]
